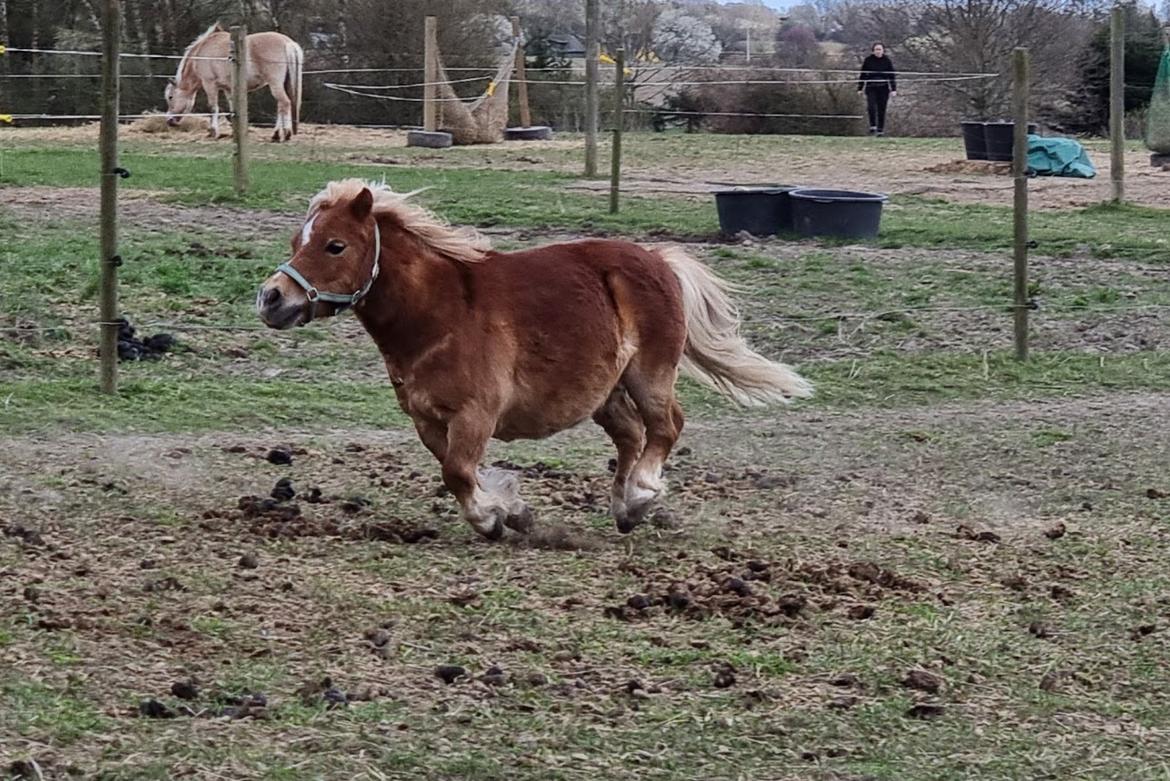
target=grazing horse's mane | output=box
[309,179,490,265]
[174,22,225,82]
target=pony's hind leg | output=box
[269,82,293,142]
[620,364,685,530]
[593,387,646,533]
[442,412,532,540]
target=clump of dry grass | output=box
[129,111,210,135]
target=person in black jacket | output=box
[857,42,897,136]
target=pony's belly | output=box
[493,413,591,442]
[493,383,613,441]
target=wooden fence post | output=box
[584,0,600,177]
[98,0,121,393]
[609,49,626,214]
[511,17,532,128]
[1012,47,1030,362]
[231,25,249,195]
[1110,5,1125,203]
[423,17,438,132]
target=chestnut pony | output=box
[257,180,812,540]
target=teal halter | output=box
[275,221,381,320]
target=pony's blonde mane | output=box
[308,179,490,264]
[175,23,226,82]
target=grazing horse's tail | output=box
[658,245,813,407]
[285,40,303,135]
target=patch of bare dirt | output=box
[0,185,299,238]
[571,144,1169,210]
[603,553,925,626]
[923,160,1011,175]
[3,389,1170,776]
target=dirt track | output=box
[7,122,1168,209]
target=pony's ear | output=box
[350,188,374,221]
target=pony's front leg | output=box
[203,82,221,139]
[441,413,532,540]
[224,90,235,133]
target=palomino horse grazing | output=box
[165,23,303,142]
[256,180,812,540]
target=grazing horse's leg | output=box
[269,81,293,142]
[442,413,531,540]
[203,81,221,139]
[617,363,685,530]
[592,388,647,533]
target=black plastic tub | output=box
[961,120,989,160]
[983,121,1039,162]
[789,189,888,240]
[712,186,796,236]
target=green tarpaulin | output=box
[1026,135,1097,179]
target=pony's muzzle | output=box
[166,116,181,128]
[256,281,306,330]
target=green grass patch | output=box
[1,678,111,745]
[2,145,1168,260]
[4,350,1167,434]
[0,375,410,433]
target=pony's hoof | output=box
[481,517,505,541]
[615,500,655,534]
[615,515,640,534]
[504,506,534,535]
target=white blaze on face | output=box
[300,214,317,247]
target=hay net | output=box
[435,32,520,145]
[1147,45,1170,154]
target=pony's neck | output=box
[175,49,199,88]
[176,25,219,87]
[355,220,473,376]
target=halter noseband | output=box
[275,221,381,320]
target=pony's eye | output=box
[326,240,346,256]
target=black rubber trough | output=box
[789,188,888,240]
[712,186,797,237]
[505,126,554,141]
[961,120,989,161]
[964,121,1038,162]
[406,130,453,149]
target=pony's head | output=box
[164,79,197,126]
[257,186,382,329]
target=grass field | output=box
[2,126,1170,780]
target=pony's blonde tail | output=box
[285,41,303,135]
[658,245,813,407]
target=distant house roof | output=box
[545,33,585,58]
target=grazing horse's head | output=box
[257,187,381,329]
[164,79,197,126]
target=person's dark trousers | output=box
[865,86,890,133]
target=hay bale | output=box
[130,112,209,134]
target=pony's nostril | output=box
[262,287,282,307]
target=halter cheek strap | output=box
[275,221,381,320]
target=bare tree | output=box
[849,0,1097,118]
[651,8,722,64]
